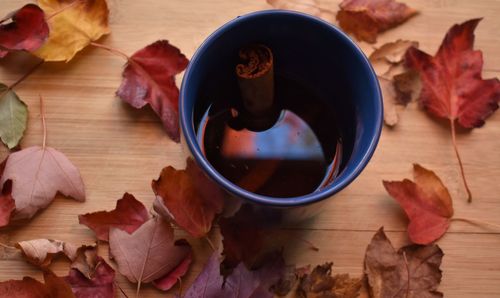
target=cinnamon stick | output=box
[236,44,275,119]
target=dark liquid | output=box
[197,76,342,198]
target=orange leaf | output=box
[383,164,453,244]
[152,158,224,238]
[337,0,418,43]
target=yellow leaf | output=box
[35,0,110,62]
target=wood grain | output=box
[1,0,499,297]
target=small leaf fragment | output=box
[337,0,418,43]
[34,0,110,62]
[364,228,444,298]
[117,40,189,142]
[369,40,419,126]
[78,193,149,241]
[0,84,28,149]
[0,4,49,56]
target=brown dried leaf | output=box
[364,228,443,298]
[369,40,420,126]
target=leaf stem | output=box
[90,42,130,61]
[451,217,500,230]
[114,281,129,298]
[403,251,410,298]
[450,119,472,202]
[39,95,47,149]
[205,236,216,252]
[0,242,16,250]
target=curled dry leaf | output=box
[405,18,500,202]
[152,158,224,238]
[383,164,453,245]
[117,40,189,142]
[266,0,336,23]
[109,216,192,292]
[271,263,361,298]
[69,245,98,279]
[0,4,49,56]
[0,270,75,298]
[337,0,418,43]
[65,256,116,298]
[364,228,444,298]
[183,250,285,298]
[78,192,149,241]
[0,83,28,149]
[15,239,86,267]
[0,146,86,222]
[35,0,110,62]
[369,40,419,126]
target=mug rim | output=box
[180,9,383,207]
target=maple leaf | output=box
[65,256,116,298]
[0,4,49,56]
[405,19,500,202]
[117,40,189,142]
[183,250,285,298]
[34,0,110,62]
[0,270,76,298]
[383,164,454,244]
[0,146,86,221]
[109,216,192,293]
[15,239,89,267]
[0,83,28,149]
[79,193,149,241]
[364,228,443,298]
[266,0,336,23]
[337,0,418,43]
[369,40,420,126]
[152,158,224,238]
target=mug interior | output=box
[180,10,382,207]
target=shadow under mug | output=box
[180,10,382,223]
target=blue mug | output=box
[180,10,382,223]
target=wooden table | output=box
[1,0,499,297]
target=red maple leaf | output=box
[383,164,454,244]
[116,40,189,142]
[0,4,49,57]
[405,18,500,202]
[78,193,149,241]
